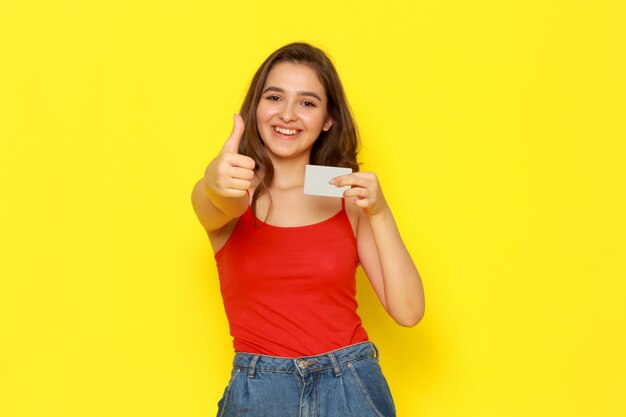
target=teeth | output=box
[274,126,299,135]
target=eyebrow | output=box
[262,86,323,102]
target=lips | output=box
[273,126,301,135]
[271,125,302,139]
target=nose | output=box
[279,102,298,123]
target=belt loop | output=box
[372,342,379,359]
[247,355,260,379]
[327,352,342,377]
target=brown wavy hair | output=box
[237,42,360,218]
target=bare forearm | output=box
[202,178,248,218]
[369,207,425,326]
[191,177,248,232]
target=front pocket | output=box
[217,368,241,417]
[347,359,396,417]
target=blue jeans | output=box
[216,341,396,417]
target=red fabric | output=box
[214,201,369,357]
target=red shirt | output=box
[214,200,369,357]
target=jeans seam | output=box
[347,362,385,417]
[234,353,374,375]
[234,366,294,374]
[218,368,240,417]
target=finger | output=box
[222,188,248,198]
[330,174,373,188]
[331,173,374,188]
[223,113,245,154]
[228,166,255,181]
[353,198,371,208]
[343,187,369,199]
[329,173,351,186]
[218,178,251,191]
[225,153,256,170]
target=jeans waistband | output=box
[232,341,378,378]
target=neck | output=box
[268,152,309,190]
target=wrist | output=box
[366,203,392,220]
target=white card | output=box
[304,165,352,198]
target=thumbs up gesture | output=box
[203,114,256,198]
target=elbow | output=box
[384,283,426,327]
[391,305,425,328]
[395,313,424,328]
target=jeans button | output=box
[298,360,308,368]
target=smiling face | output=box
[255,61,333,163]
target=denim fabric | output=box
[216,341,396,417]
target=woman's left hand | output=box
[330,172,389,216]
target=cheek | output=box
[255,105,273,141]
[256,101,276,121]
[301,112,327,130]
[255,104,265,121]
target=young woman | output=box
[192,42,424,417]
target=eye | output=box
[301,100,316,107]
[265,95,281,101]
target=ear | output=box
[322,118,333,132]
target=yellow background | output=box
[1,1,625,416]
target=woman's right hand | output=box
[203,114,256,198]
